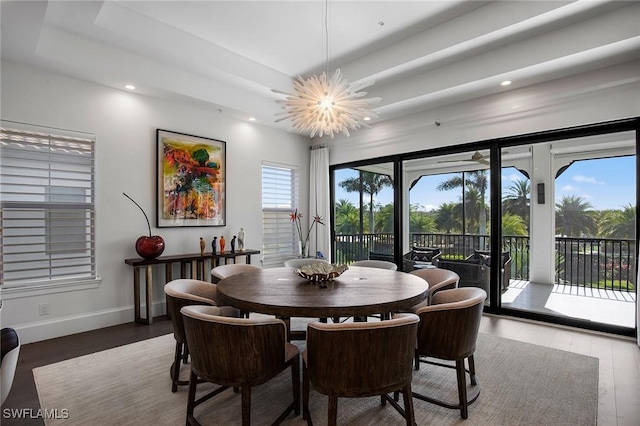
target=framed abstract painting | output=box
[156,129,226,227]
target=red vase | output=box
[135,235,165,259]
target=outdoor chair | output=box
[181,305,300,426]
[303,313,419,426]
[403,247,442,271]
[466,250,512,291]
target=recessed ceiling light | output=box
[501,80,512,86]
[124,84,136,90]
[248,117,256,121]
[363,117,371,121]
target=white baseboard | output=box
[12,301,167,344]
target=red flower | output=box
[290,209,324,255]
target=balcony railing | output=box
[335,233,635,292]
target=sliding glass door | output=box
[333,162,395,266]
[501,133,636,329]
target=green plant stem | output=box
[123,192,152,237]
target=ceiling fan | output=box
[438,150,490,165]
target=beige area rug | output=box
[34,332,598,426]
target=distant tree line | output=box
[336,172,635,240]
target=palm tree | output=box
[437,170,488,235]
[503,179,530,228]
[501,213,528,236]
[409,204,436,233]
[339,171,393,234]
[434,202,461,233]
[598,204,635,239]
[375,203,394,233]
[334,199,360,234]
[555,195,596,237]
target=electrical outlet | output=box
[39,302,50,316]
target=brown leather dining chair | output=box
[303,313,420,426]
[164,279,240,392]
[283,258,330,269]
[181,305,300,426]
[210,264,261,318]
[350,259,398,270]
[210,263,260,284]
[412,287,486,419]
[408,267,460,310]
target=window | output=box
[0,123,96,286]
[262,163,299,268]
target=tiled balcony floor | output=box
[501,280,636,328]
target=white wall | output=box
[0,61,310,343]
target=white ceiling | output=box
[2,1,639,137]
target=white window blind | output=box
[262,163,298,268]
[0,123,96,286]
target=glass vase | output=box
[298,241,308,258]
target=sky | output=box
[335,155,635,212]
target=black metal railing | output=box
[334,232,635,292]
[555,237,635,291]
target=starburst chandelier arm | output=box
[270,3,380,138]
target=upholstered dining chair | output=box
[411,287,486,419]
[1,326,20,404]
[210,264,260,284]
[341,259,399,322]
[351,259,398,270]
[408,267,460,311]
[283,258,333,322]
[164,279,240,392]
[283,258,330,269]
[181,305,300,426]
[303,313,420,426]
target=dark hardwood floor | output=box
[1,317,173,425]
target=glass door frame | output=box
[330,117,640,337]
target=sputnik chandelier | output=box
[272,1,380,139]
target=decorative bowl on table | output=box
[294,263,349,284]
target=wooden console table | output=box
[124,249,260,324]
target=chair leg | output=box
[402,385,416,426]
[241,386,252,426]
[328,396,338,426]
[302,364,310,420]
[186,370,198,426]
[292,356,301,416]
[455,359,469,419]
[182,343,189,364]
[414,353,420,370]
[172,341,183,392]
[468,355,477,386]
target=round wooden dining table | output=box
[216,266,429,338]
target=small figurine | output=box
[211,236,217,255]
[219,236,226,253]
[199,237,205,256]
[230,235,236,253]
[237,228,245,252]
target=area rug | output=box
[34,333,598,425]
